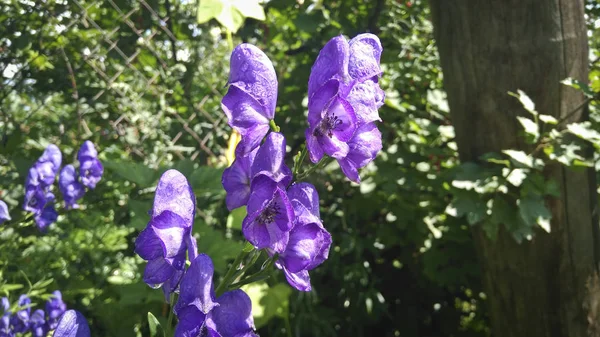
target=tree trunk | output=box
[429,1,599,336]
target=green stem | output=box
[166,293,175,337]
[229,255,278,289]
[293,145,308,177]
[226,29,234,51]
[215,244,253,297]
[296,156,333,181]
[269,119,280,132]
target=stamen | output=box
[257,202,281,224]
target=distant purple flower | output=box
[29,310,47,337]
[52,310,90,337]
[46,291,67,330]
[77,141,103,189]
[222,132,292,211]
[0,201,10,224]
[222,44,278,156]
[242,175,294,253]
[305,34,384,180]
[174,254,257,337]
[10,295,30,334]
[0,297,12,337]
[59,165,86,209]
[39,144,62,174]
[34,202,58,232]
[134,170,196,300]
[274,183,331,291]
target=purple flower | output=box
[174,254,257,337]
[134,170,196,300]
[59,165,85,209]
[242,175,294,253]
[26,145,62,189]
[52,310,90,337]
[10,295,30,334]
[34,202,58,232]
[46,291,67,330]
[305,34,384,181]
[222,132,292,211]
[222,44,278,156]
[274,183,331,291]
[77,141,103,189]
[29,310,47,337]
[0,297,12,337]
[39,144,62,174]
[0,201,10,224]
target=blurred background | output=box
[0,0,599,336]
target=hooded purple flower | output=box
[46,291,67,330]
[59,165,85,209]
[52,310,90,337]
[0,201,10,224]
[242,175,294,253]
[134,170,197,300]
[25,145,62,189]
[29,310,47,337]
[77,141,103,189]
[174,254,257,337]
[305,34,384,180]
[274,183,331,291]
[10,295,30,334]
[222,132,292,211]
[337,123,382,183]
[34,202,58,232]
[222,44,278,156]
[0,297,12,337]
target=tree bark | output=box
[429,1,599,336]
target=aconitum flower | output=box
[52,310,90,337]
[0,297,12,337]
[134,170,197,300]
[10,295,31,334]
[29,310,47,337]
[242,175,294,253]
[174,254,257,337]
[59,165,86,209]
[306,34,384,182]
[77,141,103,189]
[222,44,278,156]
[46,291,67,330]
[0,201,10,224]
[273,183,331,291]
[222,132,292,211]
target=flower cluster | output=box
[0,291,67,337]
[23,142,103,231]
[221,34,382,291]
[135,171,259,336]
[306,34,384,183]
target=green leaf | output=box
[128,199,151,230]
[562,78,595,97]
[104,160,159,187]
[195,223,244,274]
[567,122,600,147]
[242,283,292,329]
[226,206,246,230]
[538,114,558,124]
[516,116,539,142]
[509,89,537,115]
[445,190,487,225]
[502,149,544,168]
[189,166,226,196]
[197,0,265,33]
[147,312,164,337]
[518,194,552,233]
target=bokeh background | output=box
[1,0,599,336]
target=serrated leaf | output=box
[104,160,159,187]
[197,0,265,33]
[445,190,487,225]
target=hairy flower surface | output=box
[59,165,85,209]
[274,183,331,291]
[306,34,384,182]
[53,310,90,337]
[46,291,67,330]
[0,201,10,224]
[135,170,196,300]
[242,175,294,253]
[77,141,103,189]
[174,255,257,337]
[222,44,278,156]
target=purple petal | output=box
[337,123,382,183]
[348,33,383,82]
[59,165,85,209]
[30,309,48,337]
[79,157,103,189]
[325,96,357,142]
[235,124,270,157]
[150,211,189,259]
[35,203,58,232]
[11,294,31,333]
[134,226,164,260]
[222,87,270,129]
[345,80,384,125]
[152,170,196,227]
[0,200,10,223]
[250,132,292,187]
[222,146,258,211]
[77,141,98,160]
[35,161,57,187]
[210,290,256,337]
[280,224,324,273]
[287,182,320,220]
[52,310,90,337]
[174,305,207,337]
[242,210,290,253]
[307,80,340,127]
[46,291,67,330]
[308,36,349,99]
[162,268,185,302]
[174,254,218,316]
[317,132,350,159]
[143,257,176,285]
[245,176,277,216]
[228,44,278,119]
[272,188,294,232]
[305,129,324,163]
[278,265,312,292]
[40,144,62,172]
